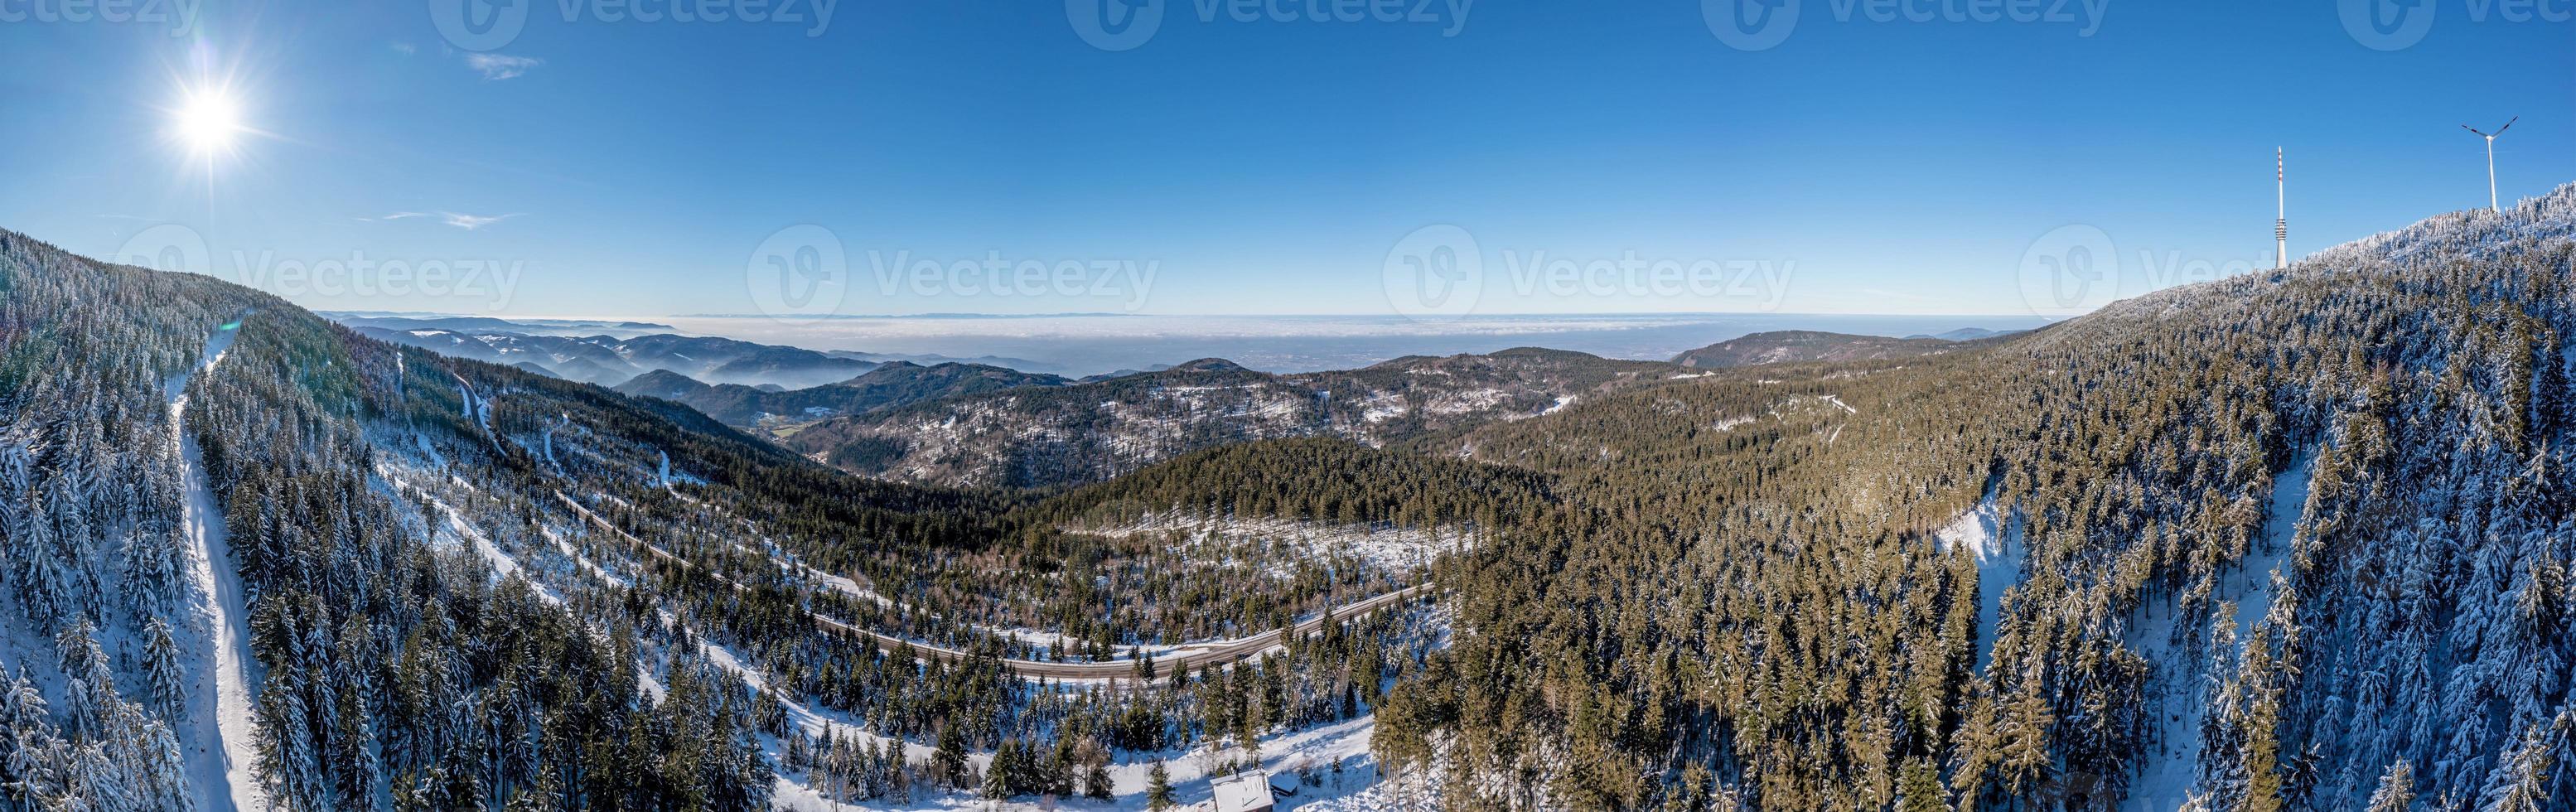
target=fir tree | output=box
[54,621,109,742]
[142,617,185,722]
[1146,758,1176,811]
[1897,757,1945,812]
[931,724,967,790]
[2365,760,2414,812]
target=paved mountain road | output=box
[555,492,1428,679]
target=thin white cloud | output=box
[360,210,518,230]
[464,53,542,80]
[440,212,520,230]
[391,41,418,56]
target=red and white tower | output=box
[2276,147,2288,269]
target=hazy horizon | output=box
[9,4,2565,321]
[626,312,2050,376]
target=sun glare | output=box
[174,86,243,156]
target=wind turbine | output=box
[2462,116,2516,213]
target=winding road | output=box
[553,492,1428,679]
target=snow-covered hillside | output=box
[786,348,1679,489]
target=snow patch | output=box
[1078,514,1456,582]
[2119,453,2313,811]
[1935,495,2021,675]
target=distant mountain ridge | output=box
[326,312,1061,386]
[1907,326,2022,341]
[1670,329,1972,368]
[781,346,1689,488]
[6,181,2574,811]
[325,312,676,335]
[348,325,876,389]
[612,360,1072,428]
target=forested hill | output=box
[7,181,2574,811]
[0,233,276,810]
[0,227,1030,810]
[0,225,1468,810]
[782,346,1686,490]
[1371,185,2576,810]
[1669,329,1968,368]
[613,360,1072,430]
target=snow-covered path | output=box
[2121,453,2314,811]
[165,321,271,812]
[555,492,1428,680]
[1935,495,2021,676]
[540,413,568,474]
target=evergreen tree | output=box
[142,617,185,722]
[1146,758,1176,811]
[2480,718,2564,812]
[54,621,109,742]
[931,724,967,790]
[1896,757,1945,812]
[983,737,1018,800]
[2365,760,2414,812]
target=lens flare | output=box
[174,86,244,156]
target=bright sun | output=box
[174,87,243,156]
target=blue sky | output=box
[2,0,2569,318]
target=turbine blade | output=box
[2495,116,2516,135]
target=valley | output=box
[2,185,2573,810]
[12,2,2569,809]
